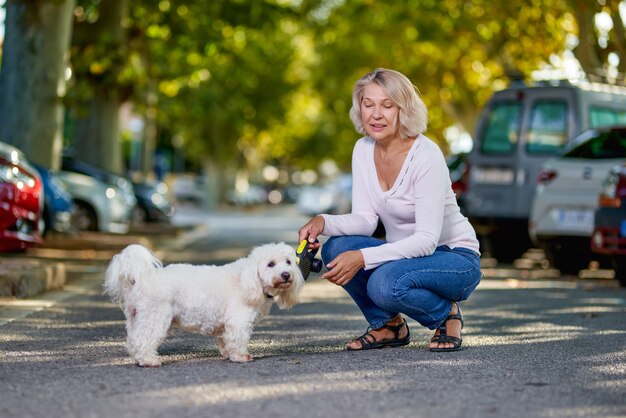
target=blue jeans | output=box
[321,236,482,330]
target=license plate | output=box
[471,167,514,185]
[554,209,594,231]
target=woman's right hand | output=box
[298,215,325,249]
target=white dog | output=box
[103,242,304,367]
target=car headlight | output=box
[156,182,168,194]
[150,192,167,207]
[0,159,37,189]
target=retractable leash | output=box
[295,239,323,280]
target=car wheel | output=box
[612,257,626,287]
[73,201,98,231]
[543,242,590,275]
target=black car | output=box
[591,161,626,287]
[132,180,174,224]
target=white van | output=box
[465,80,626,262]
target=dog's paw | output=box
[229,353,253,363]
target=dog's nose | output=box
[281,272,291,282]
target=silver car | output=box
[57,170,136,234]
[529,126,626,274]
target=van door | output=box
[516,89,577,218]
[467,91,522,224]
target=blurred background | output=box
[1,0,610,204]
[2,1,626,286]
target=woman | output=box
[298,68,481,352]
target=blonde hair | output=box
[349,68,428,140]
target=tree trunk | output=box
[70,0,128,174]
[140,84,158,180]
[72,97,123,172]
[570,0,604,81]
[0,0,75,169]
[201,157,222,210]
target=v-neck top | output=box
[321,134,480,270]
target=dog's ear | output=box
[275,266,304,310]
[239,262,265,306]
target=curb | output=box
[0,223,198,299]
[0,258,66,298]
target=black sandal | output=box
[430,303,464,352]
[346,318,411,351]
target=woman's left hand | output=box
[322,250,365,286]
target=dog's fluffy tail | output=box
[103,244,162,304]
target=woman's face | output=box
[360,82,400,143]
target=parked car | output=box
[0,141,44,251]
[591,162,626,287]
[297,174,352,216]
[32,163,75,234]
[529,126,626,274]
[172,174,206,202]
[132,180,174,224]
[61,156,136,205]
[60,156,137,232]
[57,170,134,234]
[226,183,268,206]
[62,155,172,226]
[466,80,626,262]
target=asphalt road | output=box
[1,204,625,418]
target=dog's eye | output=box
[268,261,275,268]
[286,260,291,265]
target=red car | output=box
[591,161,626,287]
[0,142,44,251]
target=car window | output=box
[564,130,626,159]
[480,101,522,154]
[526,100,568,154]
[590,107,626,128]
[446,154,466,171]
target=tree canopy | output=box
[1,0,624,189]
